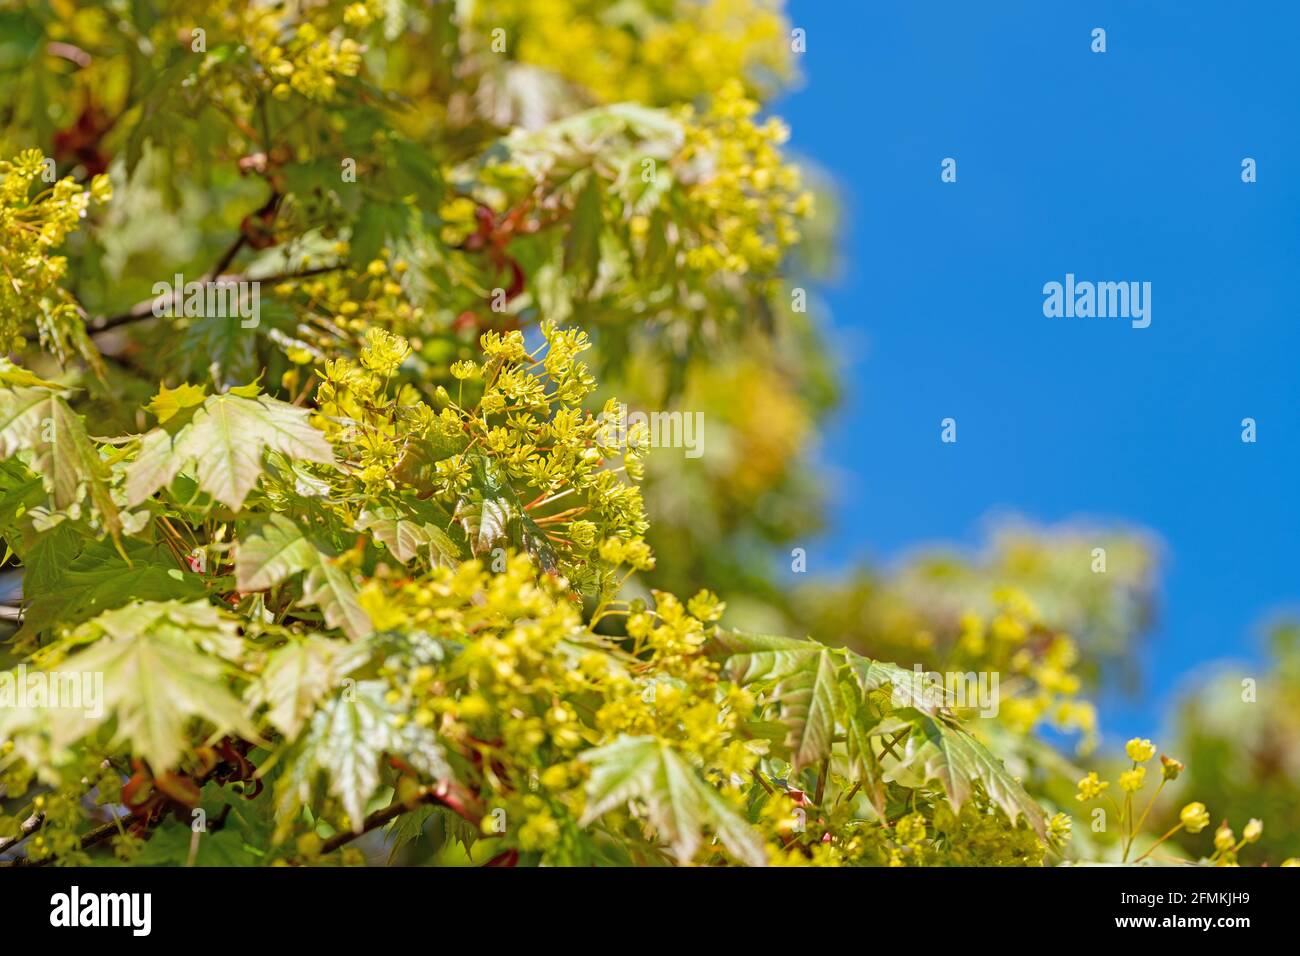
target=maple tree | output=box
[0,1,1280,868]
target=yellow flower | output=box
[89,174,113,204]
[1243,819,1263,843]
[894,812,927,847]
[359,327,411,375]
[539,764,570,791]
[1119,767,1145,793]
[687,589,726,623]
[1075,772,1109,801]
[343,3,372,28]
[1125,738,1156,763]
[517,811,560,850]
[1180,802,1210,834]
[1214,823,1235,852]
[1160,754,1184,780]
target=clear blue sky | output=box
[777,1,1299,737]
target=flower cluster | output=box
[225,5,366,103]
[314,321,649,593]
[951,587,1098,747]
[471,0,793,106]
[675,80,812,279]
[0,149,109,362]
[1074,738,1270,865]
[761,787,1051,868]
[0,743,123,866]
[370,555,754,862]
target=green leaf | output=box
[0,359,62,389]
[123,56,195,174]
[0,458,51,529]
[236,514,373,640]
[350,198,413,264]
[275,680,449,832]
[564,171,605,292]
[0,386,120,533]
[385,804,478,864]
[844,652,944,716]
[125,392,334,511]
[706,628,825,683]
[234,513,320,591]
[129,819,263,867]
[707,630,842,772]
[579,735,765,866]
[838,676,885,809]
[356,502,463,567]
[300,559,374,642]
[778,647,840,773]
[384,804,437,863]
[247,635,370,739]
[17,538,205,641]
[489,104,684,182]
[455,454,557,571]
[890,708,1047,839]
[1,600,256,771]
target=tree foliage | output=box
[0,0,1280,868]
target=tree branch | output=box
[86,265,341,335]
[205,233,248,283]
[6,815,121,867]
[0,812,44,856]
[319,779,484,857]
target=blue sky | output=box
[777,1,1299,737]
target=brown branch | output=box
[206,234,248,283]
[319,779,485,856]
[7,815,121,867]
[87,265,341,335]
[85,187,314,337]
[0,812,44,855]
[46,42,92,68]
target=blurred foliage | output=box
[1154,622,1300,864]
[792,523,1160,693]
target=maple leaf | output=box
[235,513,372,640]
[274,680,449,832]
[0,600,256,771]
[247,634,371,739]
[125,392,334,511]
[580,735,766,866]
[0,385,120,533]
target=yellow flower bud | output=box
[1214,823,1235,852]
[1119,767,1145,793]
[1125,738,1156,763]
[1075,771,1109,801]
[1180,802,1210,834]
